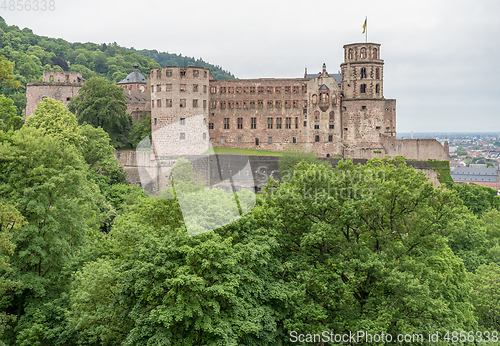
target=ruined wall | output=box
[114,152,442,191]
[209,71,342,157]
[25,83,82,120]
[381,137,448,161]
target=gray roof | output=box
[319,84,329,90]
[117,63,147,84]
[304,73,341,87]
[451,167,499,182]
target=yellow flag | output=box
[362,18,367,34]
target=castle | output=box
[25,42,448,161]
[150,42,447,160]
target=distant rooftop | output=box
[451,166,499,182]
[117,63,147,84]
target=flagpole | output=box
[365,16,367,43]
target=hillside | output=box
[0,17,235,117]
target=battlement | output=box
[41,71,84,84]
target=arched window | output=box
[373,48,378,59]
[360,48,366,59]
[361,68,367,79]
[312,94,317,104]
[314,110,320,121]
[348,49,353,59]
[329,111,334,122]
[376,84,380,94]
[375,68,380,80]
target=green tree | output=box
[0,56,19,89]
[278,145,326,179]
[0,94,21,132]
[128,113,150,149]
[470,263,500,331]
[0,127,102,344]
[263,158,476,341]
[451,183,500,215]
[68,77,131,148]
[24,98,84,146]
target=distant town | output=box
[398,132,500,191]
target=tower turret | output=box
[341,43,383,99]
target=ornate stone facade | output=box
[149,42,447,160]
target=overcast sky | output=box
[2,0,499,133]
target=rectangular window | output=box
[193,70,199,77]
[193,84,198,92]
[258,86,264,93]
[376,126,381,130]
[250,101,255,109]
[180,84,186,92]
[204,71,208,78]
[303,108,307,115]
[314,125,319,129]
[157,99,161,107]
[166,69,172,77]
[211,101,217,109]
[220,87,226,94]
[157,84,161,92]
[166,84,172,92]
[276,117,282,129]
[204,85,207,93]
[251,117,256,129]
[203,100,207,109]
[209,123,214,129]
[220,101,226,109]
[255,138,259,146]
[243,86,249,94]
[180,69,186,77]
[267,117,273,129]
[285,86,291,94]
[151,100,154,108]
[329,124,334,129]
[267,86,273,94]
[304,121,307,127]
[237,117,243,129]
[275,100,282,108]
[275,87,281,94]
[166,99,172,107]
[285,101,291,109]
[268,137,272,144]
[156,70,161,78]
[249,86,255,94]
[258,100,263,109]
[328,135,333,142]
[154,118,157,125]
[180,99,186,108]
[180,133,185,140]
[243,101,248,110]
[285,117,291,129]
[228,101,234,109]
[267,100,273,109]
[180,118,185,125]
[302,84,307,93]
[293,137,296,143]
[360,84,366,93]
[295,117,299,129]
[293,86,299,94]
[221,138,224,144]
[293,101,298,109]
[203,133,207,140]
[236,87,242,94]
[224,118,230,129]
[238,137,241,144]
[315,135,320,142]
[210,86,216,94]
[193,99,198,108]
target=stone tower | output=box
[149,66,211,157]
[340,43,396,158]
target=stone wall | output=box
[381,137,448,161]
[114,151,443,191]
[25,83,82,120]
